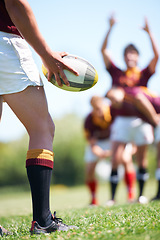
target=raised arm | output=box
[4,0,78,86]
[101,14,116,69]
[142,17,159,74]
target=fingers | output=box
[44,52,79,87]
[64,64,79,76]
[54,73,63,87]
[47,68,70,87]
[109,12,117,26]
[109,11,115,20]
[59,51,68,58]
[59,69,70,86]
[144,16,148,23]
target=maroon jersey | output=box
[107,62,153,87]
[110,101,145,122]
[0,0,21,36]
[84,107,112,140]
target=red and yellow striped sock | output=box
[26,149,54,227]
[26,149,54,169]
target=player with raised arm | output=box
[107,86,160,201]
[0,0,78,236]
[101,14,159,203]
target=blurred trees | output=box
[0,114,157,187]
[0,114,86,186]
[0,136,28,186]
[52,114,86,185]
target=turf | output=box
[0,181,160,239]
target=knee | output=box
[111,154,120,169]
[48,115,55,140]
[28,114,55,141]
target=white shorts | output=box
[154,124,160,143]
[110,116,154,146]
[84,139,111,163]
[0,31,43,95]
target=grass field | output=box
[0,180,160,239]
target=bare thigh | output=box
[3,86,55,151]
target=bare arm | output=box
[91,144,111,159]
[142,17,159,74]
[5,0,78,86]
[88,138,111,159]
[101,14,116,69]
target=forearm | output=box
[91,145,105,158]
[5,0,51,58]
[101,27,112,53]
[101,27,113,69]
[5,0,78,86]
[148,31,159,59]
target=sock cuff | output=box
[137,168,149,181]
[110,170,119,183]
[26,149,54,169]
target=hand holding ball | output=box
[42,55,98,92]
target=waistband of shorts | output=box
[115,116,142,121]
[0,31,22,39]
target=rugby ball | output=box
[42,55,98,92]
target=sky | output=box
[0,0,160,142]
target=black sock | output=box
[137,168,149,197]
[155,169,160,197]
[110,169,119,200]
[156,180,160,197]
[27,165,53,227]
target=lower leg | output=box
[124,170,136,201]
[154,168,160,198]
[109,142,125,201]
[136,145,148,197]
[122,145,136,201]
[110,169,119,200]
[3,87,64,231]
[154,143,160,198]
[86,179,98,205]
[137,167,149,197]
[85,162,98,205]
[26,149,54,227]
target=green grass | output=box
[0,180,160,239]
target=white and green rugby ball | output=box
[42,55,98,92]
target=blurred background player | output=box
[106,86,160,201]
[101,13,159,203]
[84,96,136,206]
[84,96,112,205]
